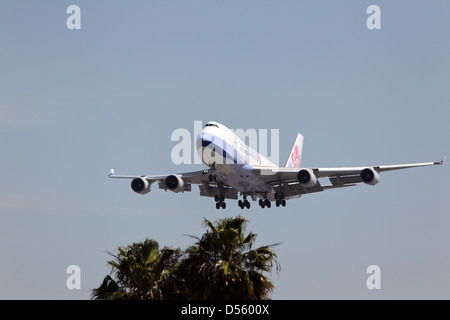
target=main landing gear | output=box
[215,194,226,209]
[238,196,250,209]
[259,192,286,208]
[274,192,286,207]
[213,190,287,210]
[259,198,271,208]
[214,178,226,209]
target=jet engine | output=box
[360,167,380,186]
[165,174,185,193]
[131,177,151,195]
[297,168,317,188]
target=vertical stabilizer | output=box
[285,133,304,168]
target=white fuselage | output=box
[195,121,277,197]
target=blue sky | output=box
[0,1,449,299]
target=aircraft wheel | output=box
[275,192,285,200]
[276,200,280,207]
[265,199,271,208]
[216,202,221,209]
[281,199,286,207]
[221,202,226,209]
[244,200,250,209]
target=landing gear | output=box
[214,181,226,210]
[274,192,285,200]
[215,197,226,209]
[215,194,226,210]
[238,198,250,209]
[258,192,286,208]
[259,198,271,208]
[275,199,286,207]
[274,190,286,207]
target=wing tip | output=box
[109,168,115,176]
[437,156,446,165]
[434,156,446,165]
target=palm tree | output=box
[91,238,182,300]
[91,216,281,300]
[178,216,280,300]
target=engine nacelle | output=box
[131,178,151,195]
[165,174,185,193]
[360,167,380,186]
[297,168,317,188]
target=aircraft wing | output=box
[251,157,445,198]
[109,168,210,182]
[108,157,444,200]
[108,168,239,199]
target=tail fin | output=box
[285,133,304,168]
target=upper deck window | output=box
[204,123,219,128]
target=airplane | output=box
[109,121,445,209]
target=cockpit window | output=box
[204,123,219,128]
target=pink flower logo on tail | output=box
[291,145,301,168]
